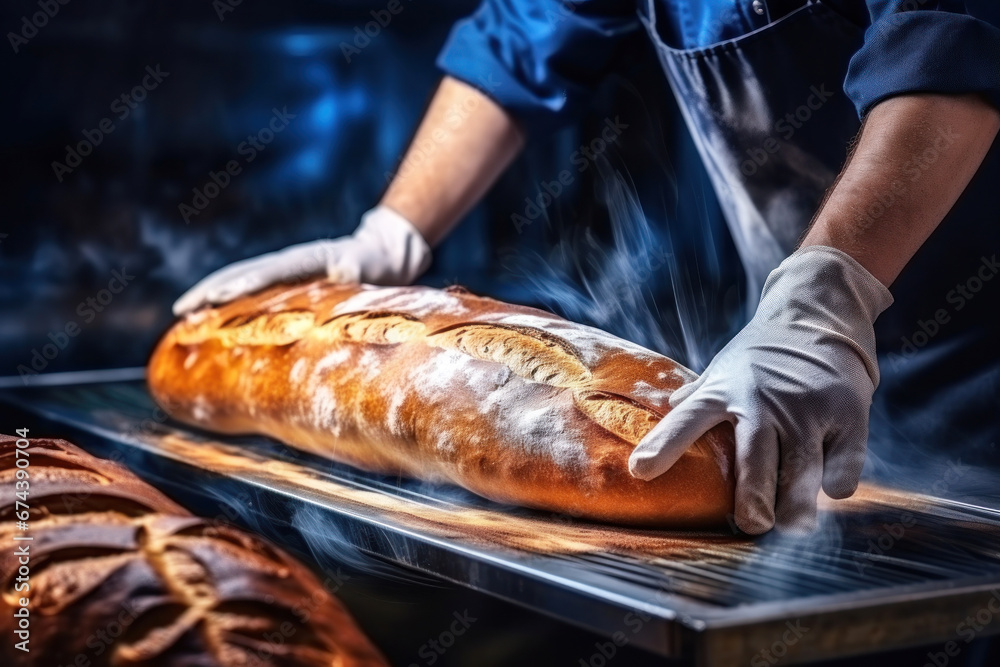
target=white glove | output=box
[628,246,893,534]
[172,206,431,316]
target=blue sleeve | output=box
[436,0,640,135]
[845,0,1000,118]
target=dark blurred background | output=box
[0,0,744,384]
[0,2,742,664]
[6,3,1000,665]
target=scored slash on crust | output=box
[425,322,592,387]
[168,296,689,448]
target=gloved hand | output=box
[628,246,893,534]
[172,206,431,316]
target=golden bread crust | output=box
[148,282,736,527]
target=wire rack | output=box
[4,373,1000,666]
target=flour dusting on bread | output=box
[332,286,469,318]
[494,314,659,365]
[150,282,735,526]
[487,390,586,469]
[428,322,591,387]
[630,380,673,409]
[312,386,343,437]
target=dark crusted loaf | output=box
[0,435,387,667]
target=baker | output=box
[173,1,1000,534]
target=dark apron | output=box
[638,0,1000,482]
[639,0,863,300]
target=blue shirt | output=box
[436,0,1000,135]
[434,0,1000,473]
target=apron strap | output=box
[641,0,658,29]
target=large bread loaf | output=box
[149,282,736,527]
[0,435,387,667]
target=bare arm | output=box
[631,93,999,533]
[173,76,524,314]
[801,94,1000,285]
[380,76,526,247]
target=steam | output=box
[506,156,1000,503]
[291,503,444,587]
[507,158,743,372]
[193,471,437,585]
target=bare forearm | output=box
[801,94,1000,286]
[380,76,525,247]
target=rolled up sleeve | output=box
[436,0,639,135]
[845,1,1000,118]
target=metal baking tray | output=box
[3,370,1000,666]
